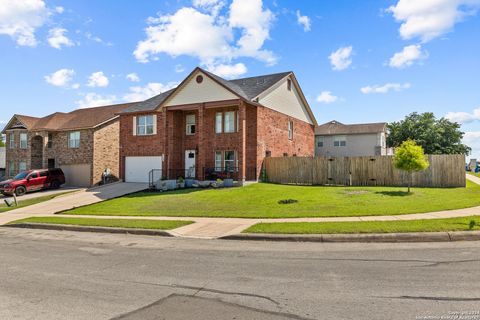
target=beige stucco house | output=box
[315,120,388,157]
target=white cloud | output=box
[123,82,178,102]
[316,91,338,104]
[329,46,353,71]
[445,107,480,124]
[389,44,428,68]
[206,62,247,78]
[47,27,74,49]
[76,93,117,109]
[126,73,140,82]
[463,131,480,159]
[44,68,76,87]
[175,64,185,73]
[0,0,49,46]
[87,71,109,87]
[193,0,225,16]
[134,0,276,68]
[296,10,311,32]
[361,82,411,94]
[55,6,64,14]
[388,0,480,42]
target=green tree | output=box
[0,135,5,147]
[387,112,471,155]
[394,140,430,193]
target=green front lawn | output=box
[0,191,75,213]
[8,217,193,230]
[244,216,480,234]
[63,181,480,218]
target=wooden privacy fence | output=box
[264,155,466,188]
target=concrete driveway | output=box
[0,187,83,202]
[0,182,148,224]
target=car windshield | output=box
[13,172,29,180]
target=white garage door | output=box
[125,156,162,183]
[60,164,91,187]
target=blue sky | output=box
[1,0,479,158]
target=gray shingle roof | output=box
[119,89,176,114]
[119,69,292,114]
[315,120,386,135]
[229,71,292,100]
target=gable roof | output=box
[2,103,133,133]
[119,67,310,121]
[315,120,386,135]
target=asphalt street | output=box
[0,228,479,320]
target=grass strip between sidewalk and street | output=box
[8,217,193,230]
[243,216,480,234]
[0,191,77,213]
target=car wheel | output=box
[15,186,27,196]
[51,181,60,189]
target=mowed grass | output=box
[468,172,480,178]
[8,217,193,230]
[63,181,480,218]
[0,191,76,213]
[244,216,480,234]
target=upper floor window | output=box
[136,115,155,136]
[316,136,324,148]
[334,135,346,147]
[215,111,237,134]
[68,131,80,148]
[20,133,27,149]
[9,134,14,149]
[186,114,196,135]
[288,121,294,140]
[224,111,235,133]
[47,133,53,148]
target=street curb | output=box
[222,231,480,243]
[2,223,173,237]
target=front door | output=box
[185,150,196,178]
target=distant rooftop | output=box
[315,120,387,135]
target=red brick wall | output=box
[256,105,315,177]
[119,112,165,179]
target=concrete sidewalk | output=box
[0,183,148,225]
[2,175,479,239]
[0,187,83,202]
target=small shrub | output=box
[278,199,299,205]
[469,220,477,230]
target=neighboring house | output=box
[119,67,317,182]
[315,120,388,157]
[1,103,132,187]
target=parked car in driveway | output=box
[0,168,65,196]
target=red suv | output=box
[0,168,65,196]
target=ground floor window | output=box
[18,161,27,173]
[8,162,15,176]
[214,150,237,171]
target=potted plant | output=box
[177,177,185,189]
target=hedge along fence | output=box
[264,155,466,188]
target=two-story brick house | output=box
[119,67,317,183]
[1,103,132,187]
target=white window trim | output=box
[214,151,222,172]
[18,161,27,172]
[333,135,347,147]
[215,112,223,134]
[68,131,80,149]
[19,133,27,149]
[224,150,236,172]
[186,114,196,135]
[288,121,294,140]
[224,111,235,133]
[135,115,157,136]
[9,134,14,149]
